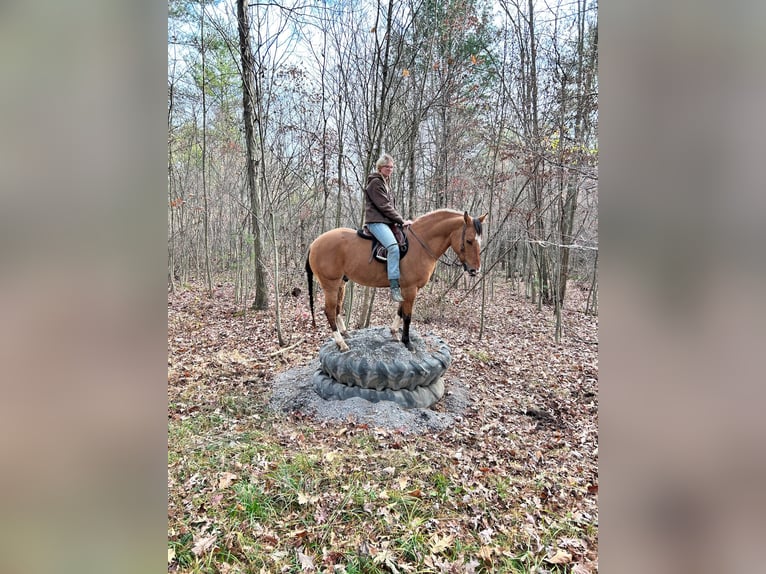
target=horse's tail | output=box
[305,250,316,327]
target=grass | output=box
[168,402,596,573]
[465,348,493,363]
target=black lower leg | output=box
[401,313,412,346]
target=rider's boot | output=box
[389,279,404,303]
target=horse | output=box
[305,208,487,351]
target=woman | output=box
[364,154,412,302]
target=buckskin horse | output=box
[305,209,487,351]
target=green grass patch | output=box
[466,348,493,363]
[169,418,597,574]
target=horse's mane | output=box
[414,209,482,235]
[414,208,464,223]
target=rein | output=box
[406,222,467,267]
[405,226,439,262]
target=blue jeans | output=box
[367,223,400,281]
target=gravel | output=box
[268,357,471,434]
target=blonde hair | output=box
[375,153,394,171]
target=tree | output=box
[237,0,269,310]
[166,0,599,338]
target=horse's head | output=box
[455,211,487,277]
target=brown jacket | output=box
[364,172,405,225]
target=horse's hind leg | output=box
[323,281,349,352]
[335,283,348,335]
[390,304,403,341]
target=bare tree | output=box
[167,0,599,337]
[237,0,268,310]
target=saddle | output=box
[356,224,409,264]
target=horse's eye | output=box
[466,240,473,246]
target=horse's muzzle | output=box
[463,263,479,277]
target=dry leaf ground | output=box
[168,277,598,573]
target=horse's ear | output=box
[479,212,488,222]
[463,211,471,224]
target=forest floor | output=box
[168,277,598,573]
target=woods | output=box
[168,1,598,571]
[167,0,598,331]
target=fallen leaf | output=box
[478,528,494,544]
[168,547,176,564]
[291,528,309,541]
[477,545,494,562]
[546,549,573,564]
[192,533,217,556]
[559,536,585,550]
[298,491,319,505]
[314,505,328,523]
[429,533,455,554]
[296,546,315,571]
[218,472,238,489]
[323,451,338,462]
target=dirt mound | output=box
[268,358,470,434]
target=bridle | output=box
[406,221,472,268]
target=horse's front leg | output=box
[401,306,413,349]
[394,298,415,349]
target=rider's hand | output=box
[402,219,413,226]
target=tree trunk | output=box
[168,72,177,293]
[200,5,212,295]
[237,0,268,310]
[585,250,598,315]
[271,212,285,346]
